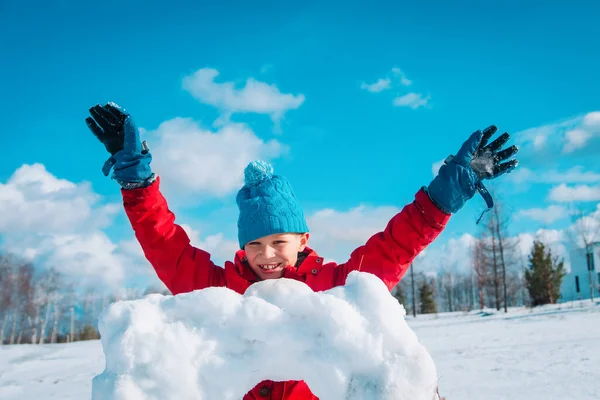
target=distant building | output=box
[560,242,600,302]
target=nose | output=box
[262,244,276,259]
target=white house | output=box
[560,242,600,302]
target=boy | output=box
[86,102,518,399]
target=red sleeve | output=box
[121,176,226,295]
[333,188,450,291]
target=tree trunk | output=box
[521,260,527,306]
[0,315,7,344]
[494,210,509,313]
[9,313,17,344]
[28,315,37,344]
[39,303,51,344]
[491,234,500,311]
[51,299,60,344]
[410,263,416,317]
[70,307,74,343]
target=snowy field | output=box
[408,300,600,400]
[1,299,598,400]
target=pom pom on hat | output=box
[236,160,309,248]
[244,160,274,187]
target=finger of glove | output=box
[494,144,519,162]
[485,132,511,153]
[476,125,498,151]
[122,117,141,152]
[104,103,127,121]
[90,105,118,129]
[456,129,485,162]
[492,159,519,178]
[97,105,121,125]
[86,117,105,139]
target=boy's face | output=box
[244,232,310,280]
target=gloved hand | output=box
[85,102,154,187]
[426,125,518,218]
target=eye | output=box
[273,240,286,245]
[247,241,260,246]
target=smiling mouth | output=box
[258,263,282,273]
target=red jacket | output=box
[122,177,449,399]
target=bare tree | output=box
[410,263,417,317]
[0,254,14,344]
[438,269,463,312]
[473,239,488,309]
[475,200,520,312]
[492,204,508,312]
[434,268,478,313]
[37,268,63,344]
[0,251,168,345]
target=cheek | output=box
[245,249,259,265]
[281,247,298,262]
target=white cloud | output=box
[565,207,600,249]
[2,224,143,290]
[515,232,535,259]
[518,206,600,271]
[0,164,161,288]
[516,229,568,264]
[306,205,400,262]
[391,67,412,86]
[516,111,600,156]
[118,237,146,259]
[506,167,535,185]
[517,205,568,224]
[393,93,429,109]
[308,200,598,278]
[182,68,304,125]
[533,135,546,150]
[517,116,581,146]
[507,166,600,185]
[119,225,239,285]
[38,232,128,288]
[548,184,600,202]
[0,163,118,235]
[360,78,391,93]
[544,167,600,183]
[145,118,287,197]
[414,234,476,274]
[361,68,426,109]
[583,111,600,129]
[360,67,412,94]
[181,224,239,264]
[431,158,445,177]
[563,129,592,153]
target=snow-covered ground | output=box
[409,300,600,400]
[1,299,598,399]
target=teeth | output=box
[260,264,279,270]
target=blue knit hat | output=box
[236,160,309,249]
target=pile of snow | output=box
[91,271,440,400]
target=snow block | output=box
[91,271,439,400]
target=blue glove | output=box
[426,125,519,220]
[86,102,154,187]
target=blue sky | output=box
[1,0,599,290]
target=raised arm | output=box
[334,188,449,290]
[85,102,226,294]
[121,177,226,294]
[334,125,519,290]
